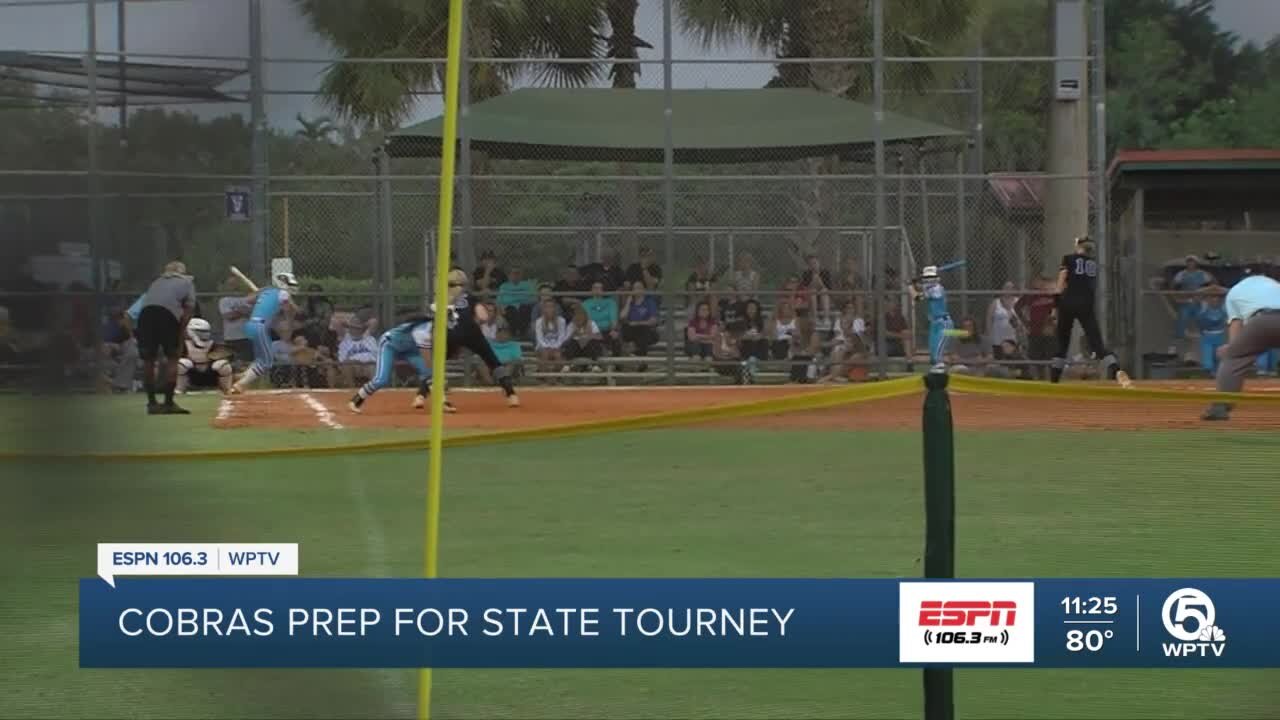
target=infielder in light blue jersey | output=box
[1202,271,1280,421]
[229,272,299,394]
[347,306,458,414]
[909,265,953,368]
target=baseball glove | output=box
[207,345,235,361]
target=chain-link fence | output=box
[0,0,1109,387]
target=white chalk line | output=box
[343,453,415,717]
[215,397,233,422]
[299,393,345,430]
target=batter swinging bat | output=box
[229,265,260,293]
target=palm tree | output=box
[294,0,655,264]
[293,0,612,130]
[676,0,974,252]
[295,113,337,143]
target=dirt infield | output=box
[213,381,1280,434]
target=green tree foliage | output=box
[292,0,616,129]
[1107,16,1214,151]
[977,0,1280,160]
[1102,0,1279,151]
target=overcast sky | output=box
[2,0,1278,129]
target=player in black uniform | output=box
[416,269,521,409]
[1051,236,1132,387]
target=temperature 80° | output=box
[1066,628,1113,652]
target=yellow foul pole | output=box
[419,0,465,717]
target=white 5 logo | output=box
[1161,588,1218,642]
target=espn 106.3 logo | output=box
[1161,587,1226,659]
[898,582,1035,663]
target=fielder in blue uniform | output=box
[1196,292,1228,374]
[911,265,953,368]
[229,272,299,394]
[347,309,456,414]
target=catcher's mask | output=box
[186,318,213,349]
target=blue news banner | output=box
[79,579,1280,669]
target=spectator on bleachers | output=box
[353,304,379,335]
[882,300,911,358]
[338,316,378,388]
[766,300,799,360]
[986,280,1021,359]
[218,276,254,362]
[488,321,525,378]
[579,251,626,292]
[685,256,720,308]
[738,299,769,361]
[620,280,659,361]
[301,284,336,350]
[564,305,605,369]
[553,264,586,318]
[799,253,834,322]
[497,267,537,339]
[99,308,139,393]
[270,335,295,387]
[534,300,570,374]
[479,302,501,341]
[781,275,812,318]
[996,339,1031,380]
[685,300,718,359]
[712,324,745,384]
[473,250,507,303]
[718,284,747,333]
[789,316,822,383]
[1171,255,1216,339]
[825,301,868,382]
[582,281,621,356]
[1016,276,1057,379]
[952,317,987,367]
[625,245,663,292]
[289,335,326,389]
[0,305,18,364]
[839,255,864,296]
[733,252,761,299]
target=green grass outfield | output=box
[1,393,1277,719]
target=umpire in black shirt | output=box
[1051,236,1131,387]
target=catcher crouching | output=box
[177,318,233,394]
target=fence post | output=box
[661,0,676,383]
[921,369,956,720]
[378,145,394,330]
[871,0,887,380]
[1091,0,1109,344]
[248,0,268,281]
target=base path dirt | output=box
[213,381,1280,434]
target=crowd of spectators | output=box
[26,245,1278,394]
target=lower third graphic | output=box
[899,582,1035,664]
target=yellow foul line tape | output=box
[0,377,924,463]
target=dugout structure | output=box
[384,88,961,375]
[4,373,1280,719]
[1109,149,1280,378]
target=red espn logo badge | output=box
[918,600,1018,627]
[899,582,1036,663]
